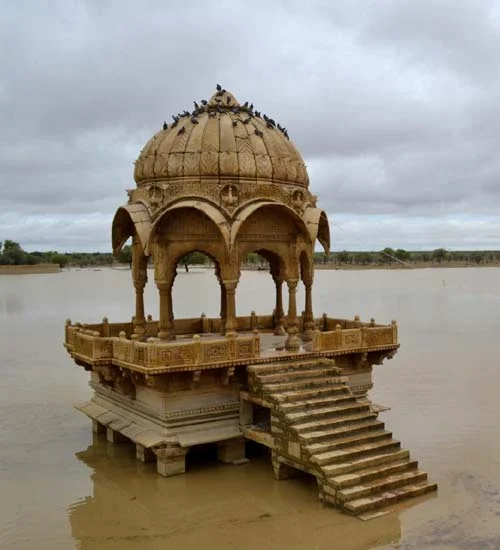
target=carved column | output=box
[285,279,300,351]
[215,265,226,335]
[168,271,177,332]
[156,276,175,341]
[273,276,286,335]
[223,279,238,336]
[302,283,314,341]
[220,282,227,335]
[132,239,148,337]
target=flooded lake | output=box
[1,267,500,549]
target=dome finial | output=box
[208,87,239,109]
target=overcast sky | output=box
[2,0,500,252]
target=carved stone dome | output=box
[134,89,309,187]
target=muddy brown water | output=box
[1,268,500,550]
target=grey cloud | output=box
[1,0,500,251]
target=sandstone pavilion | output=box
[65,88,436,519]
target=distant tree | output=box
[179,251,208,272]
[118,245,132,266]
[337,250,350,264]
[1,240,27,265]
[51,253,69,268]
[432,248,448,264]
[356,252,373,265]
[379,247,395,264]
[394,249,410,263]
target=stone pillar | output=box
[168,271,177,328]
[92,419,105,434]
[223,279,238,336]
[302,283,314,341]
[155,445,189,477]
[132,241,148,337]
[219,282,226,335]
[285,279,300,352]
[217,438,247,464]
[215,265,226,335]
[273,277,286,335]
[156,281,170,340]
[136,444,156,463]
[106,428,129,444]
[271,452,303,480]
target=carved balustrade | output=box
[65,321,261,372]
[65,314,397,372]
[311,320,398,352]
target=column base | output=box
[92,419,106,434]
[136,444,156,463]
[272,453,303,480]
[285,333,301,352]
[106,427,129,444]
[155,445,189,477]
[217,438,248,465]
[274,323,286,336]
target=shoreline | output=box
[0,264,60,275]
[312,262,500,270]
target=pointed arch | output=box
[111,203,152,256]
[147,200,230,256]
[303,207,330,253]
[230,201,311,249]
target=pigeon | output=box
[163,122,168,130]
[201,99,207,105]
[216,84,222,91]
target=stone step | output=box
[287,402,371,423]
[322,449,410,477]
[330,458,418,489]
[248,360,341,377]
[306,429,392,454]
[338,469,428,503]
[299,419,385,444]
[343,481,438,515]
[281,394,356,411]
[294,411,378,433]
[262,376,346,394]
[312,440,401,467]
[254,368,341,384]
[272,385,350,403]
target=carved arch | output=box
[230,201,312,250]
[303,207,330,253]
[148,200,230,256]
[111,203,152,256]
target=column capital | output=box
[286,279,299,290]
[222,279,239,291]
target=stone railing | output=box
[65,314,397,371]
[65,313,275,341]
[311,320,398,352]
[65,321,261,371]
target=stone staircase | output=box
[247,358,437,518]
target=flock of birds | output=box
[162,84,290,140]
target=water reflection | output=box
[69,436,402,550]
